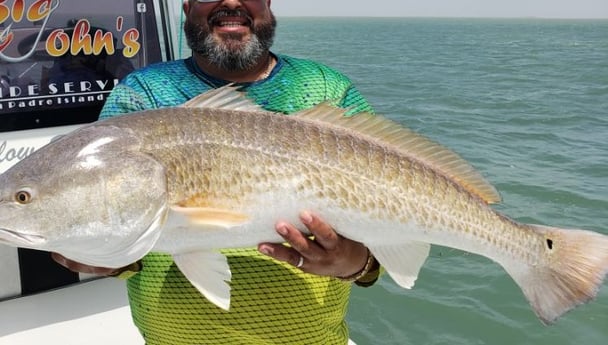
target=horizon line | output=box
[275,15,608,20]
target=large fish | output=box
[0,87,606,324]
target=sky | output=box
[271,0,608,19]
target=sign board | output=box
[0,0,146,115]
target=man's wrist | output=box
[336,249,380,287]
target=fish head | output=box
[0,124,167,268]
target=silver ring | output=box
[296,256,304,268]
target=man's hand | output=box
[258,211,369,278]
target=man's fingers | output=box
[258,220,323,270]
[51,253,117,276]
[258,243,304,269]
[258,214,372,278]
[300,211,339,250]
[275,221,317,255]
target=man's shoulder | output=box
[115,59,198,103]
[100,60,195,117]
[278,54,349,80]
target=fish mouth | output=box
[0,228,46,246]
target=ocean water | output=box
[271,18,608,345]
[180,17,608,344]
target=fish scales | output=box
[112,104,547,267]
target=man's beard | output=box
[184,10,276,72]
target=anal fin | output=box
[369,241,430,289]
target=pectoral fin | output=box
[369,241,430,288]
[170,206,250,228]
[173,251,232,310]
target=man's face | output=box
[184,0,276,72]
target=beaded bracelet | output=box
[337,249,377,283]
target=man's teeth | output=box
[219,21,245,26]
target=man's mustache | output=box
[209,9,253,26]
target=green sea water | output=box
[274,18,608,345]
[183,17,608,345]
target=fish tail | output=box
[506,224,608,324]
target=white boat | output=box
[0,1,183,343]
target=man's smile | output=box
[210,10,252,33]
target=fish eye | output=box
[15,190,33,204]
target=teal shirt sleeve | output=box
[339,84,374,116]
[99,60,210,119]
[99,82,150,119]
[311,64,373,114]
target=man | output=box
[54,0,380,343]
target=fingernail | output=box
[259,245,272,255]
[300,211,313,224]
[277,224,288,236]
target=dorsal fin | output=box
[295,103,501,204]
[182,85,263,112]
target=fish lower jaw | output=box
[0,228,46,246]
